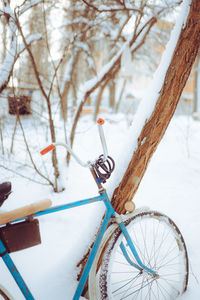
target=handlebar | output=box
[97,118,108,161]
[40,118,108,168]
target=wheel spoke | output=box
[99,211,188,300]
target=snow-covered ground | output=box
[0,114,200,299]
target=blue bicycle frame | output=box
[0,190,156,300]
[0,119,158,299]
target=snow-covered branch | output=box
[77,16,156,100]
[67,6,161,164]
[0,0,44,93]
[15,0,43,15]
[81,0,143,14]
[0,32,42,93]
[79,42,128,97]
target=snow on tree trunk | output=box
[193,53,200,113]
[77,1,200,293]
[197,55,200,111]
[110,0,200,214]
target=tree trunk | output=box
[109,79,116,110]
[111,0,200,214]
[115,79,127,113]
[78,1,200,295]
[78,2,200,294]
[193,54,200,113]
[93,81,108,121]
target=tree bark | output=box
[111,0,200,214]
[78,1,200,294]
[109,79,116,109]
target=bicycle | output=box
[0,118,189,300]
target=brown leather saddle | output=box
[0,182,12,207]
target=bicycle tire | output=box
[99,211,189,300]
[0,285,12,300]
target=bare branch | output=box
[69,16,156,154]
[13,7,61,191]
[0,165,50,186]
[17,116,55,188]
[0,30,42,93]
[81,0,143,14]
[16,0,43,16]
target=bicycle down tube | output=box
[0,193,106,300]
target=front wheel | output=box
[99,211,189,299]
[0,285,12,300]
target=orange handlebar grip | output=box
[40,144,56,155]
[97,118,105,125]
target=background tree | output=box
[0,0,43,93]
[0,0,183,189]
[0,0,61,191]
[65,0,180,163]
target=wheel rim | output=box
[100,211,188,300]
[0,286,11,300]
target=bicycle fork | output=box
[118,221,157,276]
[101,195,157,281]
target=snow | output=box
[18,0,43,15]
[197,58,200,110]
[0,114,200,299]
[61,51,77,92]
[0,38,17,88]
[120,46,133,77]
[75,42,89,53]
[79,41,128,97]
[0,0,199,298]
[0,2,42,92]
